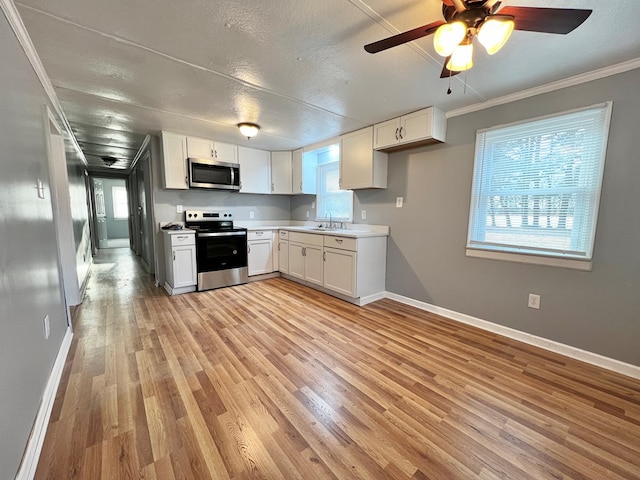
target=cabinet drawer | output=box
[170,233,195,246]
[279,230,289,239]
[323,235,356,251]
[248,230,272,240]
[289,231,323,246]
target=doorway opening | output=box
[92,177,131,250]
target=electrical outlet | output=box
[311,201,315,209]
[249,211,255,219]
[361,210,367,220]
[176,204,183,214]
[528,294,541,310]
[43,315,50,339]
[396,197,404,208]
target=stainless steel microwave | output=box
[188,158,240,190]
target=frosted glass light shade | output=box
[478,17,514,55]
[238,123,260,138]
[433,22,467,57]
[446,43,474,71]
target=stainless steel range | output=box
[184,210,248,291]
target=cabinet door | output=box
[238,146,271,194]
[161,132,188,189]
[292,148,317,195]
[279,239,289,274]
[271,151,293,194]
[186,136,214,159]
[304,245,324,286]
[323,247,356,297]
[373,118,401,150]
[173,246,197,288]
[400,109,432,144]
[288,243,305,280]
[214,141,238,163]
[340,126,387,190]
[248,239,273,276]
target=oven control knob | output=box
[233,250,237,254]
[187,213,192,218]
[194,213,198,218]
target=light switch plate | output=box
[361,210,366,220]
[396,197,404,208]
[249,211,255,219]
[176,204,183,214]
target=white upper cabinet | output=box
[186,136,214,159]
[340,126,388,190]
[271,151,293,194]
[292,148,316,195]
[161,131,188,189]
[373,106,447,152]
[214,141,238,164]
[186,136,238,163]
[238,146,271,194]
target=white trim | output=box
[446,57,640,118]
[466,248,592,271]
[383,292,640,380]
[0,0,87,166]
[359,291,386,306]
[15,327,73,480]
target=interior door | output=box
[136,166,148,265]
[93,178,108,249]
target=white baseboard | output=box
[384,292,640,380]
[15,327,73,480]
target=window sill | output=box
[465,248,592,271]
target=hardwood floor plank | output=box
[34,249,640,479]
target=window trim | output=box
[111,185,129,220]
[465,101,613,271]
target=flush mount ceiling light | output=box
[364,0,592,79]
[237,122,260,139]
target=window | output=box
[314,144,353,222]
[112,185,129,219]
[466,102,612,270]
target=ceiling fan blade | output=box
[440,58,461,79]
[498,7,592,34]
[364,20,445,54]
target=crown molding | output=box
[1,0,87,165]
[446,57,640,118]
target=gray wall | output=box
[357,68,640,367]
[99,177,130,239]
[0,13,70,477]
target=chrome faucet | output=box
[327,211,333,229]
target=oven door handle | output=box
[198,231,247,238]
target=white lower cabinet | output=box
[323,236,357,297]
[163,231,197,295]
[283,230,387,304]
[288,232,323,286]
[278,230,289,274]
[247,230,273,276]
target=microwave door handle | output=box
[230,167,235,188]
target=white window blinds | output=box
[467,102,612,267]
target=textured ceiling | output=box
[14,0,640,173]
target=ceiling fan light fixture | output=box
[433,21,467,57]
[447,42,474,72]
[477,16,514,55]
[238,122,260,139]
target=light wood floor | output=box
[36,247,640,479]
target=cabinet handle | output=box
[256,231,264,236]
[399,126,404,139]
[300,182,303,191]
[173,250,176,261]
[271,183,274,192]
[248,245,251,253]
[395,127,399,140]
[323,251,326,261]
[278,243,281,251]
[302,247,306,256]
[335,238,343,244]
[213,149,217,158]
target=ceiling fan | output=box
[364,0,592,78]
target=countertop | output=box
[238,222,389,238]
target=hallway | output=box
[35,249,640,479]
